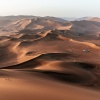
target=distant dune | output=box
[77,17,100,22]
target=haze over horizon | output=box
[0,0,100,17]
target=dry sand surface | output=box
[0,69,100,100]
[0,20,100,99]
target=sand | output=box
[0,69,99,100]
[0,17,100,100]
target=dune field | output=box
[0,16,100,100]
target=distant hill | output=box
[61,17,77,21]
[88,17,100,22]
[72,20,100,32]
[0,15,36,20]
[76,17,92,21]
[44,16,68,23]
[76,17,100,22]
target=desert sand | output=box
[0,16,100,100]
[0,69,100,100]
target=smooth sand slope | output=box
[0,69,100,100]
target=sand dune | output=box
[1,16,100,37]
[2,52,100,87]
[24,17,71,31]
[0,17,72,35]
[88,17,100,22]
[0,29,100,67]
[0,36,100,99]
[0,69,100,100]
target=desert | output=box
[0,16,100,100]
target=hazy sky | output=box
[0,0,100,17]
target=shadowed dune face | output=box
[0,40,18,66]
[0,17,100,100]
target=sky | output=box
[0,0,100,17]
